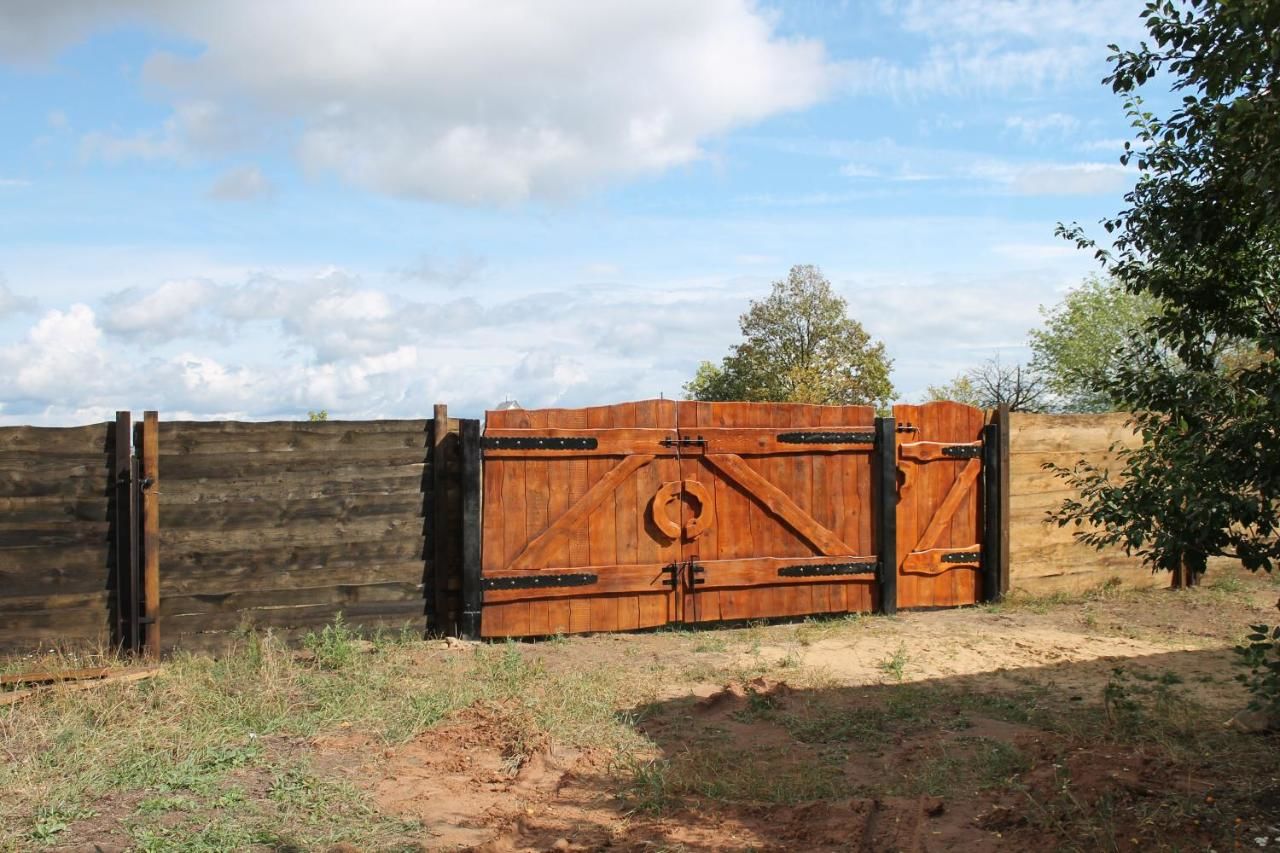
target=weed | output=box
[29,803,95,844]
[877,643,910,682]
[617,756,677,813]
[302,613,359,670]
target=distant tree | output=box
[925,356,1047,411]
[1028,276,1157,412]
[307,410,329,422]
[684,264,895,408]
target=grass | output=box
[0,627,650,850]
[3,576,1279,850]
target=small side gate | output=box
[474,399,1003,637]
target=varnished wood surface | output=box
[892,401,986,608]
[480,400,878,636]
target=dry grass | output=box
[2,572,1279,851]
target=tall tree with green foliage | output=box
[1029,276,1157,412]
[1050,0,1280,579]
[685,265,895,408]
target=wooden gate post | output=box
[112,411,140,651]
[874,416,897,615]
[459,419,482,639]
[981,420,1004,603]
[138,411,161,657]
[431,404,451,633]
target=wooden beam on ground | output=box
[0,666,111,686]
[0,667,160,706]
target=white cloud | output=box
[1008,163,1132,196]
[7,1,832,205]
[100,278,216,341]
[207,165,273,201]
[0,305,108,407]
[0,178,31,188]
[1005,112,1079,142]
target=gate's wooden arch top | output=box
[892,401,987,609]
[480,400,880,637]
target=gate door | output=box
[673,401,881,623]
[480,400,681,637]
[892,401,987,608]
[479,400,882,637]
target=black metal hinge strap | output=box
[777,561,878,578]
[941,445,982,459]
[777,431,876,445]
[481,436,598,451]
[482,572,598,590]
[941,552,981,563]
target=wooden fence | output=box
[0,404,1168,655]
[0,410,475,655]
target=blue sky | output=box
[0,0,1153,424]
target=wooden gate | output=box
[479,400,883,637]
[892,401,990,609]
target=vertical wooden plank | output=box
[586,405,616,573]
[140,411,160,658]
[113,411,137,651]
[546,598,572,634]
[782,404,814,616]
[460,419,483,639]
[609,402,639,633]
[894,404,919,609]
[982,422,1002,604]
[521,409,551,634]
[688,400,721,623]
[431,404,451,633]
[813,406,845,613]
[996,403,1011,598]
[875,415,897,615]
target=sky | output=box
[0,0,1155,425]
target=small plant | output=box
[878,643,909,682]
[1234,624,1280,715]
[617,756,677,814]
[307,410,328,421]
[303,613,358,670]
[29,804,95,843]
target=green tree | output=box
[684,265,895,407]
[307,410,329,422]
[1028,276,1157,412]
[1050,0,1280,580]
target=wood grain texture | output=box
[1005,412,1155,594]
